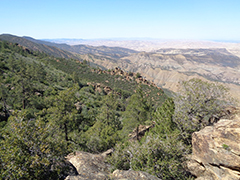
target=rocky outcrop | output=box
[86,82,113,95]
[187,114,240,180]
[65,151,110,180]
[111,170,160,180]
[87,67,163,98]
[91,67,160,88]
[65,151,160,180]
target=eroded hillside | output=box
[79,48,240,102]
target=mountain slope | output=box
[0,39,167,106]
[122,49,240,84]
[31,36,240,86]
[0,39,168,179]
[154,48,240,67]
[0,34,81,60]
[1,34,138,60]
[79,49,240,102]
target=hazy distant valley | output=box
[1,34,240,102]
[47,37,240,101]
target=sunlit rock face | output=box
[187,113,240,180]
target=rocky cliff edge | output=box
[187,112,240,180]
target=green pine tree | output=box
[122,86,150,141]
[85,93,122,152]
[0,110,69,179]
[47,85,80,148]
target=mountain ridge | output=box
[23,35,138,57]
[0,34,82,60]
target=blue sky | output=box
[1,0,240,40]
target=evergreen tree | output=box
[151,98,176,137]
[0,110,69,179]
[108,98,193,179]
[0,82,9,123]
[85,93,122,152]
[47,85,80,148]
[6,57,46,110]
[122,86,150,140]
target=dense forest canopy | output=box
[0,40,234,179]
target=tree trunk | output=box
[64,122,69,142]
[136,124,139,141]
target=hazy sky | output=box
[1,0,240,40]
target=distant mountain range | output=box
[43,38,240,46]
[40,37,240,52]
[24,36,139,58]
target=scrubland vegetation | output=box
[0,40,234,179]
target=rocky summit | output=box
[187,112,240,180]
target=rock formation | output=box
[187,113,240,180]
[65,150,160,180]
[91,67,160,88]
